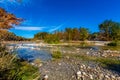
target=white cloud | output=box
[48,24,63,32]
[12,24,64,32]
[14,26,45,31]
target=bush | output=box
[52,51,62,59]
[44,34,60,44]
[107,42,117,46]
[80,41,87,47]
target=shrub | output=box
[44,34,60,44]
[107,42,117,46]
[52,51,62,59]
[80,41,87,47]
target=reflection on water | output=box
[8,43,52,62]
[17,48,52,62]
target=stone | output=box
[43,74,48,80]
[58,63,61,66]
[77,71,82,79]
[89,74,93,80]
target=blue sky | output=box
[0,0,120,38]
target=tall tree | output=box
[79,27,89,41]
[72,28,79,40]
[65,28,72,41]
[110,23,120,40]
[99,20,113,40]
[99,20,120,41]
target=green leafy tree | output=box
[99,20,114,40]
[65,28,73,41]
[110,23,120,40]
[34,32,48,40]
[72,28,79,40]
[44,34,60,44]
[89,32,99,40]
[79,27,89,41]
[99,20,120,41]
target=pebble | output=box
[39,48,120,80]
[89,74,93,80]
[77,71,82,79]
[43,74,48,80]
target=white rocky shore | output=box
[38,46,120,80]
[39,59,120,80]
[5,42,120,80]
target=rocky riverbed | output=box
[39,58,120,80]
[6,43,120,80]
[38,46,120,80]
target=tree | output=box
[99,20,114,40]
[72,28,79,40]
[0,8,22,29]
[99,20,120,41]
[0,8,22,41]
[44,34,60,44]
[55,31,64,41]
[89,32,100,41]
[65,28,73,41]
[0,30,16,41]
[110,23,120,40]
[34,32,48,40]
[79,27,89,41]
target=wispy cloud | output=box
[48,24,64,32]
[14,26,45,31]
[0,0,31,8]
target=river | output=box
[7,42,120,62]
[7,43,52,62]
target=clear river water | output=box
[8,43,52,62]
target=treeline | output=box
[34,27,89,43]
[34,20,120,43]
[0,30,28,41]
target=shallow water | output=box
[8,43,52,62]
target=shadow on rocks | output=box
[105,63,120,73]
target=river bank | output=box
[4,41,120,80]
[38,45,120,80]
